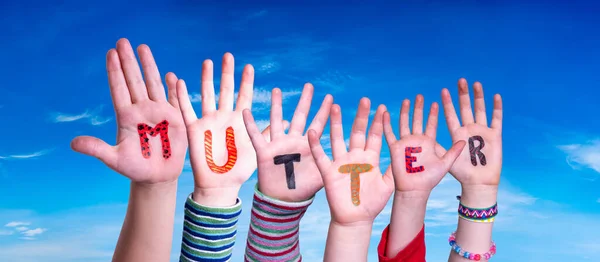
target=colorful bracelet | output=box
[456,196,498,222]
[449,231,496,261]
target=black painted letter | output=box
[273,153,301,189]
[468,136,487,166]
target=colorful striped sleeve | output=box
[180,194,242,262]
[244,185,314,262]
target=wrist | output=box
[329,220,373,244]
[131,179,178,195]
[394,190,431,201]
[192,186,240,207]
[460,185,498,208]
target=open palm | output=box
[441,79,503,186]
[384,95,465,193]
[309,98,394,225]
[71,39,187,183]
[176,53,270,192]
[243,84,333,202]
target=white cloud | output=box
[5,222,30,227]
[255,61,280,74]
[51,106,111,126]
[90,116,112,126]
[188,93,201,103]
[313,70,355,93]
[15,227,28,232]
[0,204,124,261]
[254,119,270,132]
[558,140,600,173]
[252,87,301,110]
[22,228,46,237]
[320,134,331,151]
[0,149,52,160]
[0,230,13,235]
[52,111,90,122]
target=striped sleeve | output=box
[180,194,242,262]
[244,185,314,262]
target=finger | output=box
[288,83,314,136]
[457,78,475,125]
[330,104,347,160]
[412,95,424,134]
[382,111,398,145]
[306,94,333,137]
[366,104,386,153]
[218,52,235,111]
[399,99,411,137]
[201,59,216,116]
[235,64,254,111]
[441,140,467,171]
[270,88,285,140]
[490,94,503,131]
[137,44,166,101]
[262,120,289,143]
[308,129,332,174]
[106,49,131,110]
[71,136,118,168]
[165,72,179,109]
[242,109,268,150]
[176,79,198,125]
[472,81,488,126]
[116,38,149,103]
[441,88,461,132]
[349,97,371,151]
[424,102,439,139]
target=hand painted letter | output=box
[137,120,171,159]
[204,127,237,174]
[338,163,373,206]
[468,135,487,166]
[405,147,424,173]
[274,153,301,189]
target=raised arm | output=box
[379,95,465,261]
[308,98,395,262]
[70,38,188,262]
[441,79,502,261]
[175,53,274,261]
[241,84,333,261]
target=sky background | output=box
[1,0,600,261]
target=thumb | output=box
[71,136,118,167]
[261,120,289,143]
[441,140,466,171]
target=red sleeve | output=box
[377,224,426,262]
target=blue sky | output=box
[1,0,600,261]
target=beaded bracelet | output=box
[449,231,496,261]
[456,196,498,222]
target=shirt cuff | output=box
[180,194,242,262]
[377,224,426,262]
[245,184,314,262]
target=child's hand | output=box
[383,95,465,194]
[175,53,272,206]
[442,79,502,186]
[308,98,394,225]
[71,39,187,184]
[242,84,333,202]
[441,79,502,205]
